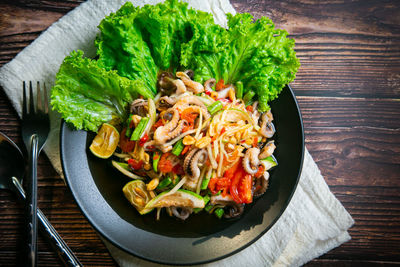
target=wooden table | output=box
[0,0,399,266]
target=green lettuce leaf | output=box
[95,3,158,94]
[95,0,221,88]
[181,13,300,111]
[51,50,154,132]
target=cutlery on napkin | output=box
[0,0,354,266]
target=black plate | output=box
[60,84,304,265]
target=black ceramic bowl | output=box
[60,84,304,265]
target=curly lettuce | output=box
[95,0,220,93]
[51,50,153,132]
[181,13,300,111]
[52,0,300,132]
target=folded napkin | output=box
[0,0,354,266]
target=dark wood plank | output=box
[232,0,400,98]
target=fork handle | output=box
[25,134,38,267]
[13,178,82,267]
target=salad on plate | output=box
[51,0,300,220]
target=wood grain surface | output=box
[0,0,399,266]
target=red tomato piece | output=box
[119,128,135,152]
[238,174,253,204]
[127,158,143,170]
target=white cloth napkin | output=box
[0,0,354,266]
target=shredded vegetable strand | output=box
[162,129,196,148]
[113,152,130,158]
[195,109,203,139]
[196,165,207,194]
[207,144,218,169]
[111,160,145,180]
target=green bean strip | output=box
[153,152,160,172]
[130,117,149,141]
[236,81,243,99]
[214,208,224,219]
[201,176,211,190]
[207,100,223,115]
[243,90,255,106]
[157,176,172,189]
[171,139,184,156]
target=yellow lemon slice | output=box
[89,123,119,159]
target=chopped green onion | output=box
[236,81,243,99]
[204,204,213,213]
[153,152,160,172]
[207,100,223,115]
[203,195,210,206]
[243,90,255,106]
[214,208,224,219]
[130,117,149,141]
[157,176,172,189]
[115,162,130,171]
[171,139,184,156]
[201,177,210,190]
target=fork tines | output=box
[22,81,48,115]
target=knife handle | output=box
[13,178,83,267]
[25,134,38,267]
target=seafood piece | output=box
[259,110,275,138]
[171,207,192,220]
[242,147,260,175]
[204,78,216,91]
[176,71,204,94]
[183,148,208,181]
[154,108,181,144]
[210,195,244,218]
[259,141,276,159]
[130,99,148,116]
[253,172,269,197]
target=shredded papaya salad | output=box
[95,70,278,220]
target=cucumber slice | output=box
[145,189,205,209]
[260,156,278,171]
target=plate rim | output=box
[60,84,305,265]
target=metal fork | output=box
[22,81,50,267]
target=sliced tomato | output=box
[238,174,253,204]
[230,168,243,203]
[223,160,241,180]
[119,128,135,152]
[208,177,231,195]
